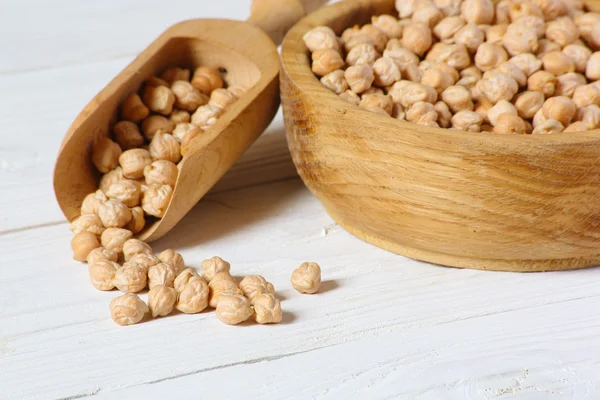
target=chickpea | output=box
[456,75,478,90]
[119,148,152,179]
[215,293,254,325]
[141,115,175,141]
[508,53,542,77]
[99,167,124,194]
[113,121,144,151]
[345,64,375,93]
[575,13,600,43]
[573,84,600,108]
[303,26,340,52]
[372,15,403,39]
[563,121,594,132]
[114,263,148,293]
[128,252,160,272]
[460,0,494,24]
[485,24,508,45]
[513,16,546,39]
[536,39,562,59]
[433,101,452,127]
[586,52,600,81]
[532,0,568,21]
[412,6,444,28]
[477,72,519,103]
[433,0,462,16]
[421,67,455,94]
[401,23,433,57]
[109,293,148,326]
[513,91,545,119]
[125,206,145,234]
[253,293,283,324]
[89,260,119,291]
[383,48,420,72]
[70,213,105,235]
[344,34,375,53]
[142,85,175,115]
[589,21,600,50]
[339,90,361,105]
[372,57,402,87]
[191,67,223,95]
[542,96,577,126]
[563,44,592,73]
[454,24,484,53]
[542,51,576,76]
[148,132,181,164]
[433,16,465,41]
[451,110,483,131]
[86,246,118,265]
[493,114,527,134]
[436,43,471,70]
[172,122,202,143]
[321,70,349,94]
[494,62,527,87]
[360,93,394,116]
[174,268,199,293]
[393,103,406,120]
[121,93,150,123]
[100,227,133,254]
[461,66,482,80]
[545,17,579,47]
[208,272,243,308]
[474,97,494,122]
[148,262,178,289]
[148,285,178,318]
[441,85,473,113]
[404,63,424,82]
[397,0,434,18]
[503,23,539,57]
[72,231,100,262]
[532,108,548,127]
[105,180,141,208]
[312,49,345,77]
[144,159,178,187]
[360,24,389,52]
[576,104,600,127]
[98,199,132,228]
[346,44,379,66]
[487,99,518,126]
[176,275,209,314]
[171,81,208,111]
[390,81,438,108]
[475,43,508,72]
[92,137,122,174]
[190,105,222,129]
[146,76,169,88]
[508,1,544,21]
[81,189,107,215]
[406,101,439,124]
[239,275,275,305]
[209,88,238,110]
[532,119,565,134]
[291,262,322,294]
[201,256,231,282]
[527,70,557,97]
[495,0,511,24]
[141,184,173,218]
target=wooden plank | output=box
[1,179,600,399]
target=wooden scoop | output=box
[53,0,327,242]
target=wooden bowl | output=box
[280,0,600,272]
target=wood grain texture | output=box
[280,0,600,272]
[53,19,281,243]
[3,179,600,399]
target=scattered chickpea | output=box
[527,70,557,97]
[191,67,223,95]
[92,137,122,174]
[174,268,199,293]
[208,272,243,308]
[122,239,153,261]
[121,93,149,123]
[176,275,209,314]
[70,214,105,236]
[109,293,148,326]
[215,293,254,325]
[148,132,181,164]
[239,275,275,305]
[148,285,178,317]
[312,48,345,77]
[89,260,119,291]
[113,121,145,150]
[86,247,118,265]
[141,184,173,218]
[291,262,322,294]
[72,231,100,262]
[254,293,283,324]
[100,227,133,254]
[148,262,178,289]
[125,206,146,234]
[513,91,545,119]
[201,256,231,282]
[141,115,175,141]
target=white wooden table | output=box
[2,1,600,399]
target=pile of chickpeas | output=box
[305,0,600,134]
[70,66,323,326]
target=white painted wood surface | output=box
[1,1,600,399]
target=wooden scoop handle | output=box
[248,0,329,45]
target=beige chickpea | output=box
[142,85,175,115]
[81,190,107,215]
[215,293,254,325]
[201,256,231,282]
[128,252,160,272]
[339,90,360,106]
[383,48,420,71]
[532,108,548,127]
[441,85,473,113]
[372,15,403,39]
[403,63,424,82]
[110,293,148,326]
[542,96,577,126]
[514,16,546,39]
[254,293,283,324]
[493,114,527,134]
[542,51,575,76]
[573,84,600,108]
[190,104,222,129]
[393,103,407,120]
[532,119,565,134]
[122,239,153,261]
[321,70,349,94]
[563,44,592,73]
[576,104,600,127]
[545,17,579,47]
[174,268,199,292]
[172,122,202,143]
[226,84,246,99]
[385,38,403,51]
[121,93,150,123]
[502,23,539,57]
[147,285,178,318]
[412,6,444,28]
[455,75,478,90]
[360,93,394,116]
[158,249,185,276]
[390,81,438,108]
[477,72,519,103]
[485,24,507,45]
[434,101,452,127]
[372,57,402,87]
[176,275,209,314]
[421,67,454,94]
[402,23,432,57]
[564,121,594,132]
[303,26,340,52]
[406,101,439,124]
[160,67,190,84]
[92,137,122,174]
[312,48,345,77]
[460,0,494,24]
[575,12,600,42]
[100,227,133,254]
[535,39,561,59]
[71,231,100,262]
[148,262,178,289]
[191,66,223,95]
[494,62,527,87]
[344,33,375,53]
[113,263,147,293]
[146,76,169,88]
[360,24,389,52]
[508,53,543,77]
[148,132,181,164]
[98,199,132,228]
[105,180,141,209]
[508,1,544,21]
[118,148,152,180]
[170,109,190,125]
[532,0,568,20]
[475,43,508,72]
[433,0,462,16]
[487,99,518,126]
[590,21,600,50]
[170,80,208,111]
[208,272,243,308]
[527,70,557,97]
[434,62,459,82]
[436,43,471,70]
[586,52,600,81]
[346,44,380,66]
[433,16,465,41]
[396,0,434,18]
[460,66,482,80]
[209,88,238,110]
[474,97,494,122]
[144,160,178,187]
[141,115,175,141]
[125,206,145,234]
[513,91,545,119]
[89,260,119,291]
[453,24,484,53]
[451,110,483,131]
[141,184,173,218]
[87,246,118,265]
[98,167,124,194]
[113,121,145,150]
[70,213,105,236]
[291,262,322,294]
[239,275,275,305]
[345,64,374,94]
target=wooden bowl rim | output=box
[281,0,600,147]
